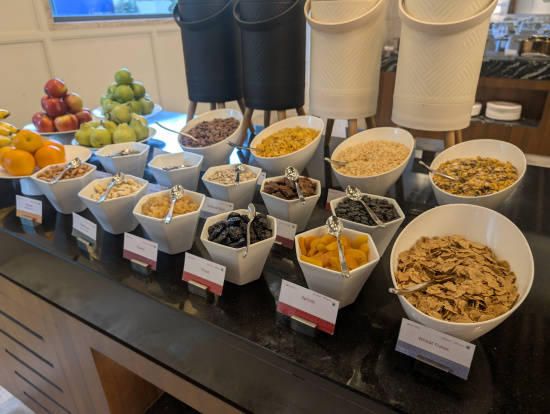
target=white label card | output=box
[123,233,158,271]
[16,195,42,223]
[199,197,234,219]
[146,183,169,195]
[276,280,339,335]
[274,219,296,249]
[182,253,226,296]
[325,188,346,210]
[256,172,267,186]
[396,319,476,380]
[94,170,112,179]
[72,213,97,246]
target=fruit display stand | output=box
[0,111,548,413]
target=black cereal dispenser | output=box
[174,0,243,104]
[233,0,306,111]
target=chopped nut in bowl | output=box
[78,175,148,234]
[390,204,534,342]
[201,164,262,210]
[30,162,97,214]
[428,139,526,210]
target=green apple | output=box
[106,83,117,99]
[113,123,137,143]
[115,68,133,85]
[127,100,143,115]
[110,104,132,124]
[90,126,112,148]
[131,82,146,99]
[114,85,134,103]
[102,120,117,135]
[75,124,93,146]
[139,97,154,115]
[100,94,110,107]
[129,118,149,141]
[104,100,121,113]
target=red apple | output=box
[63,92,83,114]
[44,78,68,98]
[54,114,78,131]
[36,115,56,133]
[32,111,48,127]
[43,98,67,118]
[41,95,49,111]
[75,110,93,125]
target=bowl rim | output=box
[30,161,97,185]
[389,204,535,327]
[329,194,405,229]
[330,127,415,179]
[295,225,381,277]
[202,164,262,187]
[249,115,325,160]
[259,174,322,202]
[132,188,205,221]
[148,152,204,172]
[178,108,244,151]
[428,139,527,201]
[95,142,150,158]
[200,209,277,252]
[77,174,149,204]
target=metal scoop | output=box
[155,122,198,142]
[326,215,350,278]
[345,185,386,229]
[419,161,463,182]
[324,157,348,166]
[51,157,81,184]
[97,172,124,203]
[226,141,265,152]
[164,185,184,224]
[388,276,455,295]
[243,204,256,258]
[285,166,306,205]
[109,148,131,157]
[234,164,245,186]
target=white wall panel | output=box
[0,0,40,33]
[0,42,51,128]
[49,34,159,114]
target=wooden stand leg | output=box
[264,111,271,128]
[186,101,197,124]
[240,107,254,145]
[348,119,358,137]
[277,111,287,121]
[443,131,456,149]
[217,103,226,109]
[296,107,306,116]
[325,118,335,146]
[237,98,246,113]
[456,129,463,144]
[210,103,216,110]
[365,116,376,129]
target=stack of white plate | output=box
[471,102,482,117]
[485,101,522,121]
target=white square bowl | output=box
[260,175,321,232]
[30,162,97,214]
[133,189,205,254]
[200,210,277,286]
[329,194,405,257]
[295,226,380,308]
[148,152,204,192]
[95,142,150,178]
[77,175,149,235]
[202,164,262,210]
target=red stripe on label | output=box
[182,271,223,296]
[123,250,157,271]
[325,202,331,211]
[275,235,294,249]
[277,302,335,335]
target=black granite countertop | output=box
[0,113,548,413]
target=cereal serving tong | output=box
[388,276,455,295]
[155,122,198,142]
[419,161,463,182]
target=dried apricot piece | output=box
[352,235,369,249]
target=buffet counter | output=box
[0,112,548,414]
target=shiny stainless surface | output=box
[326,215,350,278]
[97,172,124,203]
[345,185,386,228]
[164,184,184,224]
[51,157,81,184]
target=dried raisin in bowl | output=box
[295,226,380,308]
[389,204,534,342]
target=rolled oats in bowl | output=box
[204,167,258,185]
[333,140,410,176]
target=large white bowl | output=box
[330,194,405,257]
[95,142,150,178]
[429,139,527,210]
[148,152,204,192]
[389,204,534,342]
[179,109,244,171]
[331,127,415,196]
[249,116,325,176]
[77,175,149,235]
[200,210,277,286]
[30,162,97,214]
[260,175,321,232]
[296,225,380,308]
[202,164,262,210]
[133,189,205,254]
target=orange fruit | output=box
[4,149,36,176]
[42,139,65,154]
[0,146,15,169]
[34,145,65,169]
[12,130,43,154]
